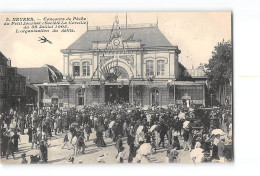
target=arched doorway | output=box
[150,88,160,106]
[104,66,130,103]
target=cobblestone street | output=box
[1,130,192,164]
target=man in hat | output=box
[12,131,20,152]
[6,137,15,159]
[116,147,125,163]
[39,140,48,162]
[62,131,71,150]
[218,138,225,163]
[1,127,9,156]
[115,135,123,154]
[183,128,191,151]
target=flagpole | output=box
[132,81,134,104]
[126,13,128,28]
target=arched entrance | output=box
[150,88,160,106]
[105,66,130,103]
[101,59,133,104]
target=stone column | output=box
[67,54,70,75]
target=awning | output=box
[169,81,206,86]
[26,84,38,91]
[182,95,191,100]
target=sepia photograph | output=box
[0,12,232,164]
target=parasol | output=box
[178,112,185,119]
[138,143,152,156]
[183,121,190,129]
[142,106,149,111]
[149,125,158,132]
[109,121,115,128]
[190,148,204,163]
[211,129,226,135]
[136,126,144,134]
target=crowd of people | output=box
[0,102,233,164]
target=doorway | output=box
[105,85,129,103]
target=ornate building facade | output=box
[36,19,207,109]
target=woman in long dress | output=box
[39,140,48,162]
[95,123,106,147]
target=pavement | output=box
[1,129,193,164]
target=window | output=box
[83,61,91,76]
[92,86,99,98]
[0,65,5,76]
[20,82,25,95]
[0,80,4,94]
[0,99,5,109]
[169,86,174,99]
[78,89,84,105]
[157,60,165,76]
[72,62,80,76]
[146,60,154,76]
[15,82,19,95]
[14,68,18,77]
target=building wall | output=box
[63,48,180,81]
[0,56,7,112]
[0,57,26,112]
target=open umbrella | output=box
[149,125,158,132]
[211,129,226,135]
[108,121,115,128]
[136,126,144,135]
[183,121,190,129]
[138,143,152,156]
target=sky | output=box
[0,12,231,71]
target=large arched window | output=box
[146,60,154,76]
[82,61,91,76]
[157,60,165,76]
[72,62,80,76]
[78,89,85,105]
[150,88,160,106]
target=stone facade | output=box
[37,23,207,109]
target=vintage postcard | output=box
[0,12,232,164]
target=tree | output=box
[205,40,232,105]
